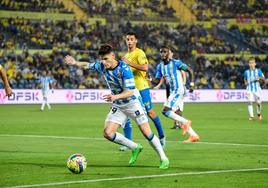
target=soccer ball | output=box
[67,153,87,174]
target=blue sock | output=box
[110,133,116,141]
[152,116,164,139]
[123,119,132,140]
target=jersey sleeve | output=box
[244,70,248,81]
[258,69,264,78]
[137,50,148,65]
[88,60,104,75]
[175,60,188,71]
[121,63,135,90]
[37,77,42,84]
[155,64,162,79]
[49,77,55,84]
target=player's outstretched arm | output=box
[149,77,161,89]
[181,70,187,85]
[64,55,89,69]
[153,76,165,89]
[186,67,195,92]
[258,74,265,83]
[0,65,12,97]
[244,79,248,86]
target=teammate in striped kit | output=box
[244,57,265,121]
[64,44,169,169]
[153,49,187,130]
[151,46,199,143]
[39,70,54,111]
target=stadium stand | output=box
[0,0,73,13]
[75,0,176,20]
[0,0,267,90]
[183,0,268,21]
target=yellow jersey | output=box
[0,65,2,70]
[124,48,149,90]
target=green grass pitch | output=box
[0,103,267,188]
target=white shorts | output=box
[133,89,146,112]
[247,91,262,103]
[105,99,149,128]
[164,92,184,112]
[42,90,49,99]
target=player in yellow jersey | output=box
[119,32,165,151]
[0,64,12,97]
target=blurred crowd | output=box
[0,17,239,54]
[0,50,106,89]
[76,0,176,19]
[0,0,73,13]
[229,24,268,52]
[183,0,268,21]
[1,48,267,90]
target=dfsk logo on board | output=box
[66,91,74,102]
[1,89,267,104]
[0,90,39,103]
[65,91,108,102]
[216,90,247,101]
[9,91,40,101]
[216,90,224,101]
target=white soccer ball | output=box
[67,153,87,174]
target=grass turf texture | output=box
[0,103,267,187]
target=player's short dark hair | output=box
[160,45,170,50]
[248,57,256,62]
[98,44,114,56]
[126,31,138,39]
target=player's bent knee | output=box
[103,128,114,140]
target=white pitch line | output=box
[1,134,268,148]
[193,141,268,147]
[6,168,268,188]
[0,134,104,141]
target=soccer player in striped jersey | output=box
[244,57,265,120]
[120,32,165,150]
[151,45,199,143]
[154,49,187,129]
[64,44,169,169]
[0,64,12,97]
[39,70,54,111]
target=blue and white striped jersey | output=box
[88,60,136,105]
[244,68,264,92]
[155,59,188,94]
[39,76,53,92]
